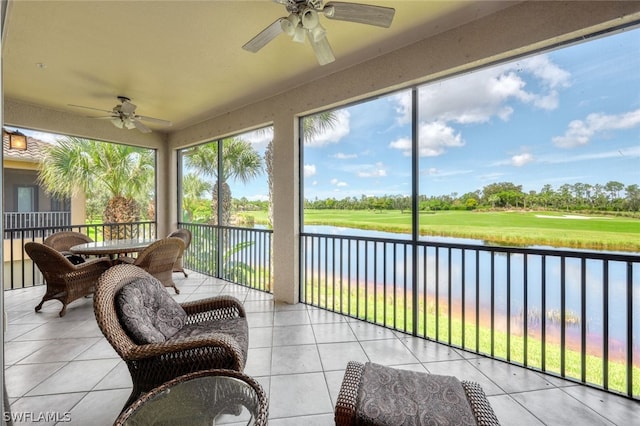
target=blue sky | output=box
[302,27,640,200]
[17,27,639,203]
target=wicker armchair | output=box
[24,242,112,317]
[43,231,93,255]
[115,237,185,294]
[94,264,249,411]
[335,361,501,426]
[167,228,192,277]
[44,231,93,264]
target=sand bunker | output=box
[535,214,592,220]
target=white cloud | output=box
[552,109,640,148]
[305,109,351,147]
[241,127,272,150]
[340,162,388,178]
[423,168,474,177]
[303,164,317,177]
[330,178,348,187]
[388,137,411,153]
[357,162,387,178]
[333,152,357,159]
[394,53,571,126]
[19,129,59,143]
[479,172,506,182]
[541,145,640,163]
[389,121,464,157]
[511,152,534,166]
[524,55,572,90]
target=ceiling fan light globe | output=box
[301,8,319,29]
[293,25,306,43]
[281,13,299,36]
[322,5,335,18]
[110,117,124,129]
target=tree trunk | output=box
[211,181,232,225]
[103,196,141,240]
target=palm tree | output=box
[182,173,212,222]
[185,137,263,225]
[264,110,339,226]
[38,137,155,239]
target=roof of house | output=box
[2,133,49,163]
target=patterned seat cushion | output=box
[116,276,187,344]
[356,362,477,426]
[169,317,249,359]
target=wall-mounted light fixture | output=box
[3,128,28,150]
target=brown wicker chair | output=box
[43,231,93,255]
[167,228,192,277]
[335,361,501,426]
[115,237,185,294]
[94,264,249,411]
[24,242,112,317]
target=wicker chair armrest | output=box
[64,257,112,283]
[181,295,246,319]
[335,361,365,426]
[461,380,501,426]
[127,332,246,370]
[78,256,113,268]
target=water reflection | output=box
[302,225,639,361]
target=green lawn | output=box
[244,209,640,252]
[303,280,640,397]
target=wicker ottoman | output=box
[335,361,500,426]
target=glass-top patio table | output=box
[70,238,156,259]
[114,369,269,426]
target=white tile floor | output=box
[3,271,638,425]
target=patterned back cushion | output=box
[357,362,477,425]
[115,276,187,344]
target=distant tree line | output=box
[304,181,640,213]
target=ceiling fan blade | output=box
[243,18,285,53]
[323,2,395,28]
[308,33,335,66]
[68,104,114,114]
[136,115,172,126]
[120,100,137,114]
[132,119,152,133]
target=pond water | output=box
[301,225,640,358]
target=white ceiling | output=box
[2,1,516,134]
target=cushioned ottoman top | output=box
[356,362,477,426]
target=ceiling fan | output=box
[69,96,172,134]
[242,0,395,65]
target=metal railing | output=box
[4,221,272,292]
[3,212,71,238]
[178,223,272,292]
[3,221,155,289]
[301,231,640,400]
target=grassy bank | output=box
[303,280,640,396]
[244,209,640,252]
